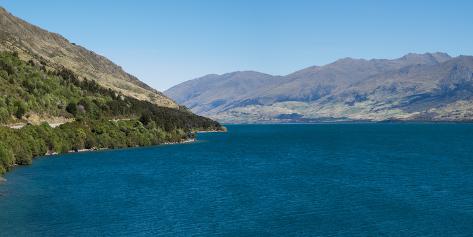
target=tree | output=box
[0,108,9,123]
[84,135,97,149]
[15,102,26,119]
[66,102,77,115]
[139,111,153,126]
[0,144,14,174]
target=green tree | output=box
[0,144,14,174]
[0,107,9,123]
[14,101,26,119]
[66,102,77,115]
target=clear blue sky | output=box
[2,0,472,90]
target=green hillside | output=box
[0,52,222,174]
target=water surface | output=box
[1,124,473,236]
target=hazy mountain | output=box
[0,7,177,108]
[165,71,285,115]
[165,53,473,123]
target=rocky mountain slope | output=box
[0,6,177,108]
[165,53,473,123]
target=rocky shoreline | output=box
[43,138,197,157]
[195,127,228,133]
[163,138,196,145]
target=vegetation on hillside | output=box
[0,52,222,175]
[0,120,191,174]
[1,6,177,108]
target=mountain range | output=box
[165,52,473,123]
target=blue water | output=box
[1,124,473,236]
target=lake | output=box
[1,124,473,236]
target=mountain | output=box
[0,6,177,108]
[164,71,285,115]
[0,7,223,175]
[165,53,473,123]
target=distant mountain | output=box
[165,52,473,123]
[0,7,177,108]
[165,71,285,115]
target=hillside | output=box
[0,6,177,108]
[0,51,222,174]
[165,53,473,123]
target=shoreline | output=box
[195,128,228,133]
[43,138,197,157]
[162,138,195,145]
[0,129,219,178]
[0,137,200,180]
